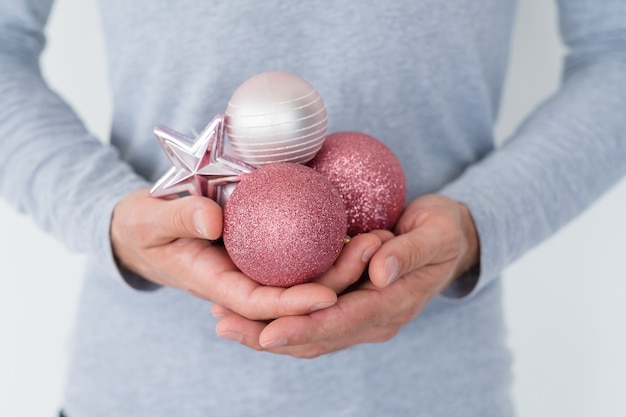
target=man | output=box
[1,1,625,416]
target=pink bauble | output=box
[223,163,347,287]
[308,132,406,236]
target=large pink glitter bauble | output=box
[223,163,347,287]
[308,132,406,236]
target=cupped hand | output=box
[110,189,338,320]
[212,194,479,357]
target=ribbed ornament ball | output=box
[308,131,406,236]
[225,71,328,167]
[223,163,347,287]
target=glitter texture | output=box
[225,72,328,167]
[308,132,407,236]
[223,163,347,287]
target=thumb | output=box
[154,195,223,241]
[368,228,441,288]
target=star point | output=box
[150,114,254,202]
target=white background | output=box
[1,0,625,415]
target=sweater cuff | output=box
[436,184,505,301]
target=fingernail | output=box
[385,256,400,286]
[261,338,288,349]
[194,210,208,238]
[219,331,243,343]
[362,245,379,263]
[311,301,335,312]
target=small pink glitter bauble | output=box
[308,132,406,236]
[223,163,347,287]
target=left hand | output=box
[212,194,480,358]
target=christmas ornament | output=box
[150,114,254,206]
[151,71,327,205]
[308,131,406,236]
[223,163,347,287]
[225,71,328,167]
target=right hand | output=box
[110,189,341,321]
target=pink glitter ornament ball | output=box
[223,163,347,287]
[308,131,406,236]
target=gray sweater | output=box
[1,1,625,416]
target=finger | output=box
[368,228,444,288]
[218,310,399,358]
[215,315,266,350]
[368,229,396,243]
[162,242,338,320]
[183,247,337,320]
[258,273,430,349]
[238,281,339,320]
[264,324,401,358]
[257,288,385,348]
[315,233,383,293]
[210,303,234,318]
[118,189,223,244]
[154,195,223,241]
[216,279,421,357]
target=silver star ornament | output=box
[150,114,254,202]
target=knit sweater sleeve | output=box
[440,0,626,298]
[0,0,152,288]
